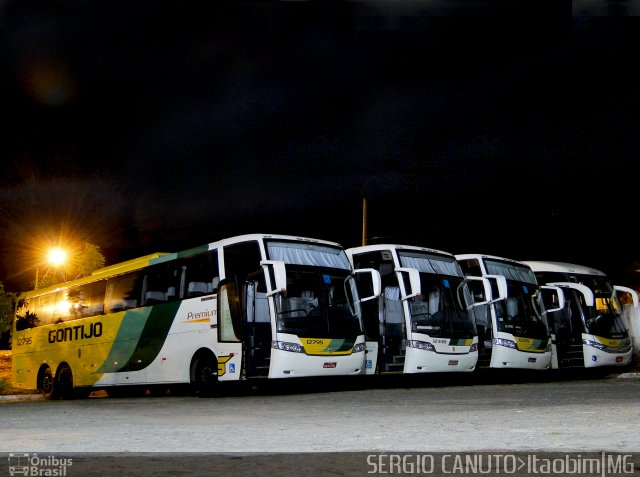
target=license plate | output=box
[323,362,337,368]
[616,356,623,363]
[528,357,537,363]
[448,360,458,366]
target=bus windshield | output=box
[396,250,476,339]
[409,275,476,339]
[495,282,549,339]
[585,287,628,338]
[275,268,362,339]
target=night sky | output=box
[1,0,639,292]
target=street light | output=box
[35,247,68,289]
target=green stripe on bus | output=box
[95,302,181,374]
[119,301,181,372]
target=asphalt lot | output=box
[2,372,640,476]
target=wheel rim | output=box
[194,358,218,396]
[42,370,53,395]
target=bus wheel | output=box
[41,367,56,400]
[192,354,219,398]
[55,364,74,400]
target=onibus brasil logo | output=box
[8,453,72,476]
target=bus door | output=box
[244,278,272,378]
[614,285,640,360]
[380,286,405,372]
[547,282,592,368]
[538,285,566,369]
[470,275,506,367]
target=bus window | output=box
[65,281,106,319]
[36,294,55,325]
[142,263,179,305]
[15,298,39,330]
[182,251,219,298]
[83,280,107,316]
[106,272,142,312]
[219,282,241,342]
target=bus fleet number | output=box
[16,336,32,346]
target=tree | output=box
[71,242,106,279]
[0,283,16,349]
[31,242,107,289]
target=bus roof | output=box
[215,233,343,248]
[455,253,529,267]
[521,260,607,277]
[347,243,455,259]
[91,252,171,276]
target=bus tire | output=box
[40,366,56,400]
[55,364,74,400]
[191,352,219,398]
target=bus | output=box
[455,254,565,371]
[522,261,635,371]
[11,233,380,399]
[346,244,492,374]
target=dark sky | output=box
[1,0,639,292]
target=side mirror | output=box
[261,260,287,297]
[353,268,382,302]
[464,276,492,306]
[395,267,421,300]
[614,285,639,308]
[540,285,566,313]
[485,274,508,302]
[549,282,594,307]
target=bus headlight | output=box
[352,343,366,353]
[469,343,478,352]
[409,340,435,351]
[272,341,305,353]
[584,339,604,350]
[493,338,517,349]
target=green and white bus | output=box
[455,254,565,371]
[346,244,492,374]
[522,261,635,371]
[12,233,380,399]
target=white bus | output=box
[522,261,635,370]
[12,233,380,399]
[346,244,491,374]
[455,254,565,371]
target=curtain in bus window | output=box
[474,304,490,328]
[383,287,403,338]
[266,242,350,269]
[484,260,537,285]
[246,285,270,323]
[219,286,240,342]
[399,254,461,277]
[384,288,403,319]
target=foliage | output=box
[0,283,16,349]
[15,310,39,331]
[72,242,106,279]
[30,242,107,290]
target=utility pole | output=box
[362,197,367,246]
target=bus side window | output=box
[15,298,40,330]
[37,294,55,326]
[219,282,241,342]
[106,272,141,312]
[143,263,172,305]
[183,250,219,298]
